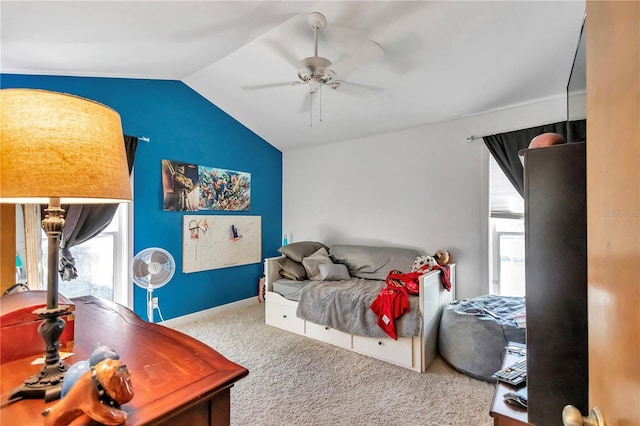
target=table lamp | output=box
[0,88,132,401]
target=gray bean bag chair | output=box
[439,294,525,381]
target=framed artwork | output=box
[198,166,251,211]
[161,159,199,211]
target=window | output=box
[489,155,525,296]
[40,202,132,307]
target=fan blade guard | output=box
[130,247,175,290]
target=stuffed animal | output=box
[411,255,437,272]
[433,249,452,266]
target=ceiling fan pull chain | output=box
[309,92,313,127]
[319,87,323,123]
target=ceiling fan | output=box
[295,12,339,94]
[243,12,385,97]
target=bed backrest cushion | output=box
[278,257,307,281]
[330,245,420,280]
[279,241,329,263]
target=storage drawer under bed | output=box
[352,335,414,368]
[305,321,352,350]
[265,298,305,335]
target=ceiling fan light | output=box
[298,56,334,83]
[297,69,311,82]
[321,69,336,83]
[308,77,323,94]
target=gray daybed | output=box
[263,242,456,372]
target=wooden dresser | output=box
[0,296,248,425]
[522,143,588,425]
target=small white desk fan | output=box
[129,247,175,323]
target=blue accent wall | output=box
[1,74,282,320]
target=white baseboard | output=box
[160,297,258,328]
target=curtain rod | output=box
[466,118,582,144]
[138,136,150,143]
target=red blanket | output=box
[386,270,424,295]
[370,266,452,339]
[430,264,452,291]
[386,264,452,294]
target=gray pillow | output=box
[318,263,351,281]
[301,247,333,280]
[279,241,328,263]
[330,245,420,280]
[280,270,299,281]
[278,257,307,281]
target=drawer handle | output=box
[325,326,330,330]
[378,341,383,346]
[283,314,287,318]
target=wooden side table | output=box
[489,350,529,426]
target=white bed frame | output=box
[263,256,456,373]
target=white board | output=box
[182,215,261,273]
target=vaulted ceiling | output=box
[0,1,586,151]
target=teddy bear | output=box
[433,249,452,266]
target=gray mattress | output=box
[273,277,422,338]
[272,279,310,302]
[296,278,422,338]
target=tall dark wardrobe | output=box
[522,142,588,426]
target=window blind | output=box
[490,155,524,219]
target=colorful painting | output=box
[198,166,251,211]
[161,160,199,211]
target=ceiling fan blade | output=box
[263,37,301,70]
[242,81,304,91]
[334,2,427,39]
[175,4,299,41]
[319,5,367,49]
[331,40,385,78]
[299,91,311,113]
[377,32,424,75]
[334,80,385,93]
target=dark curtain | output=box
[483,119,586,196]
[56,135,138,280]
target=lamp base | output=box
[8,375,65,403]
[8,306,71,402]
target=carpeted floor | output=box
[173,302,495,426]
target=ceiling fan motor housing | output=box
[307,12,327,30]
[297,56,335,83]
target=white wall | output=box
[283,95,571,300]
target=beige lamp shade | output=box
[0,88,132,204]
